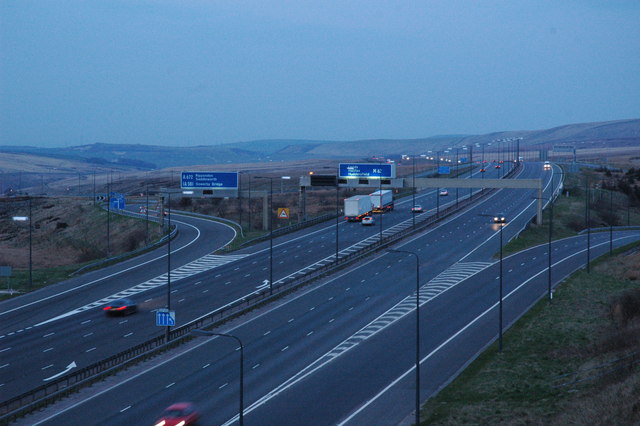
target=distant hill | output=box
[1,118,638,172]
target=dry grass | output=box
[0,197,164,271]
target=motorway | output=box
[0,162,507,401]
[8,161,635,425]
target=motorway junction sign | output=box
[181,172,238,189]
[339,163,396,179]
[180,171,239,198]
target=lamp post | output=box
[498,219,504,352]
[436,153,441,217]
[378,161,383,243]
[585,178,591,273]
[165,192,172,342]
[318,167,341,262]
[388,249,421,426]
[254,176,274,295]
[609,189,613,255]
[533,193,553,302]
[335,171,340,262]
[455,148,459,208]
[12,197,32,289]
[192,329,244,426]
[107,180,111,257]
[412,155,416,229]
[468,145,473,200]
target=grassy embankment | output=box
[0,198,165,298]
[420,167,640,424]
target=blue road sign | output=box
[109,193,125,209]
[438,166,451,175]
[156,309,176,327]
[181,172,238,189]
[339,163,396,179]
[460,157,467,163]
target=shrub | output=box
[610,288,640,329]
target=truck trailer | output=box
[370,189,394,213]
[344,195,373,221]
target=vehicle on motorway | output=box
[370,189,394,213]
[154,402,200,426]
[544,161,551,170]
[411,204,424,213]
[480,168,486,172]
[495,165,501,169]
[493,213,507,223]
[344,195,373,221]
[439,188,449,196]
[362,216,375,226]
[103,298,138,316]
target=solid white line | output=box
[337,236,639,424]
[1,219,201,316]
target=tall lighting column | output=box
[28,197,32,289]
[165,192,172,342]
[388,249,421,426]
[378,161,383,243]
[499,219,504,352]
[412,155,416,228]
[254,176,274,294]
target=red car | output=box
[154,402,200,426]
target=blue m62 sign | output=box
[339,163,396,179]
[181,172,238,190]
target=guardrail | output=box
[0,163,521,422]
[69,225,177,277]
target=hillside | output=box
[0,119,640,173]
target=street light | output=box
[585,178,591,273]
[254,176,274,295]
[165,192,172,342]
[498,219,504,352]
[388,249,421,426]
[532,193,553,302]
[192,329,244,426]
[412,155,416,229]
[315,167,341,262]
[12,197,32,289]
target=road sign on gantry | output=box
[339,163,396,179]
[181,172,238,189]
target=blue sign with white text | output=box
[339,163,396,179]
[181,172,238,190]
[438,166,451,175]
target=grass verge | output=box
[420,243,640,425]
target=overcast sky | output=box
[1,1,639,148]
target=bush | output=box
[610,289,640,329]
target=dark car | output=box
[154,402,200,426]
[103,298,137,316]
[493,213,507,223]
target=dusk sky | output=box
[1,1,639,148]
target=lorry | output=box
[344,195,373,222]
[370,189,394,213]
